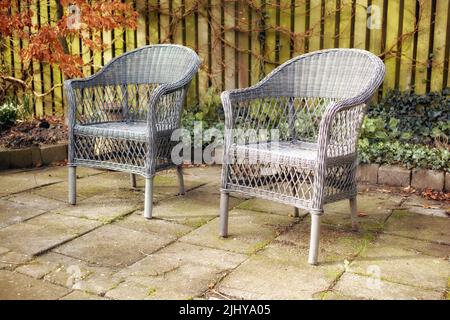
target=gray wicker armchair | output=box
[65,44,200,218]
[219,49,385,265]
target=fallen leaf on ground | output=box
[357,212,368,217]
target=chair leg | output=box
[144,177,154,219]
[350,196,359,231]
[293,207,300,217]
[68,166,77,205]
[219,192,229,237]
[176,165,185,195]
[130,174,137,188]
[308,213,321,265]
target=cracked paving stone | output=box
[179,209,295,255]
[333,272,442,300]
[384,210,450,245]
[54,224,174,268]
[349,235,450,292]
[0,270,69,300]
[0,213,101,255]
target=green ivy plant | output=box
[367,89,449,146]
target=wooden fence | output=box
[1,0,449,116]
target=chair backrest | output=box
[261,49,385,100]
[88,44,200,86]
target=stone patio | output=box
[0,165,448,300]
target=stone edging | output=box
[0,143,68,169]
[357,164,449,192]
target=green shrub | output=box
[0,100,18,129]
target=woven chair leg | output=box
[308,213,321,265]
[144,177,154,219]
[176,166,185,195]
[350,197,359,231]
[219,192,230,237]
[130,174,137,188]
[68,166,77,205]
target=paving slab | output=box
[31,169,206,203]
[116,242,247,279]
[60,290,106,300]
[349,236,450,292]
[183,165,222,185]
[16,251,121,295]
[53,191,140,223]
[375,233,449,259]
[237,198,308,217]
[0,198,46,228]
[107,263,222,300]
[54,224,174,268]
[384,210,450,245]
[35,166,105,180]
[0,270,69,300]
[322,193,403,232]
[4,192,66,212]
[179,209,295,255]
[31,173,132,202]
[151,186,243,228]
[0,169,63,197]
[114,212,194,240]
[0,251,32,270]
[107,242,247,300]
[0,213,101,255]
[333,272,442,300]
[216,249,343,299]
[272,217,376,259]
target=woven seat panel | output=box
[73,121,172,141]
[231,141,318,167]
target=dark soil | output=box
[0,117,68,149]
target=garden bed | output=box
[0,117,68,169]
[0,117,67,149]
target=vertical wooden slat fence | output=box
[1,0,449,116]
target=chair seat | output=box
[74,121,168,141]
[232,141,318,167]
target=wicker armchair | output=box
[65,45,200,218]
[219,49,385,265]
